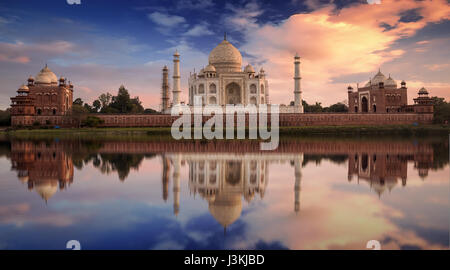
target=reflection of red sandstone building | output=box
[10,141,74,202]
[347,70,433,114]
[10,65,73,126]
[348,149,433,197]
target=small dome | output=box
[208,38,242,73]
[18,84,29,92]
[27,75,34,82]
[260,67,265,73]
[59,76,65,82]
[385,75,397,87]
[204,64,216,72]
[371,70,386,86]
[35,65,58,84]
[34,182,58,201]
[418,87,428,95]
[244,64,254,73]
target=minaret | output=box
[294,154,303,214]
[172,50,181,105]
[161,66,170,112]
[294,53,304,113]
[173,154,181,216]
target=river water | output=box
[0,135,448,250]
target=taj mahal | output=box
[161,34,304,113]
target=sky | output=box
[0,0,449,110]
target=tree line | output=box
[73,85,158,114]
[288,100,349,113]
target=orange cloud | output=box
[0,54,30,63]
[239,0,450,105]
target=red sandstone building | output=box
[10,65,73,126]
[347,69,433,114]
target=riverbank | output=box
[1,124,449,139]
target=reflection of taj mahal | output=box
[163,153,304,228]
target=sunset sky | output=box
[0,0,449,110]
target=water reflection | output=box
[10,141,74,202]
[1,137,448,249]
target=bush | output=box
[82,116,104,127]
[432,97,450,124]
[0,109,11,126]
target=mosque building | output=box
[347,69,433,114]
[10,64,73,126]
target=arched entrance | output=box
[225,82,241,104]
[361,96,368,113]
[225,161,242,185]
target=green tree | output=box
[0,109,11,126]
[112,85,131,113]
[72,104,89,128]
[83,103,94,113]
[98,92,112,111]
[82,116,104,127]
[431,97,450,124]
[92,100,101,112]
[324,102,348,112]
[302,100,323,112]
[73,98,84,106]
[144,108,158,114]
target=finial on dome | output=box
[224,32,227,41]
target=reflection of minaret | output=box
[162,155,171,202]
[173,154,181,216]
[294,154,303,214]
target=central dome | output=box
[208,193,242,228]
[208,38,242,73]
[35,65,58,85]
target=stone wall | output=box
[11,112,434,127]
